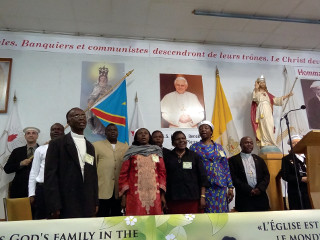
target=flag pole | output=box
[275,67,298,145]
[282,77,298,112]
[13,91,17,103]
[63,69,134,129]
[135,92,138,103]
[84,69,134,113]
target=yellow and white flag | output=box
[212,68,240,157]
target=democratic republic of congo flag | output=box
[90,80,128,143]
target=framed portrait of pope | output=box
[160,73,206,128]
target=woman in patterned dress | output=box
[190,121,234,213]
[118,128,167,215]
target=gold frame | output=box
[0,58,13,113]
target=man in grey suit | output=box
[44,107,98,218]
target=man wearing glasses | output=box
[44,107,98,218]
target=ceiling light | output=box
[193,10,320,24]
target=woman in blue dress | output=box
[190,120,234,213]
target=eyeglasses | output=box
[70,114,86,119]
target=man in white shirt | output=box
[28,123,64,219]
[161,76,204,128]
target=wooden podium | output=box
[259,153,284,211]
[293,130,320,209]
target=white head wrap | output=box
[197,120,214,131]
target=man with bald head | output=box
[4,127,40,198]
[28,123,64,219]
[44,108,98,218]
[228,136,270,212]
[161,76,204,128]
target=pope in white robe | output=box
[161,76,204,128]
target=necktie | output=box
[27,147,34,158]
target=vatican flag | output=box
[212,68,240,157]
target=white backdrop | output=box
[0,31,318,154]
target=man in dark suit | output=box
[44,107,98,218]
[229,136,270,212]
[307,81,320,129]
[281,135,311,210]
[4,127,40,198]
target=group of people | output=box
[4,105,311,220]
[4,108,99,219]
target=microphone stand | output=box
[283,114,304,209]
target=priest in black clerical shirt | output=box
[229,136,270,212]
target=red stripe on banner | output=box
[91,108,126,126]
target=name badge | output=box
[152,154,159,163]
[183,162,192,169]
[219,151,226,157]
[84,153,94,165]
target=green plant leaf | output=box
[169,226,187,240]
[155,215,170,227]
[167,215,193,227]
[99,216,125,230]
[207,213,228,236]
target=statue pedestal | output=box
[259,153,284,211]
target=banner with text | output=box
[0,210,319,240]
[2,31,320,67]
[294,66,320,79]
[161,129,200,150]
